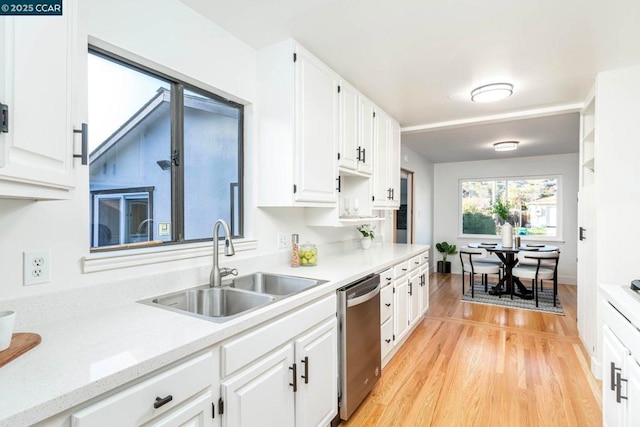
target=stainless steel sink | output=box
[229,272,327,296]
[140,285,275,322]
[139,273,327,322]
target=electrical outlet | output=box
[277,233,289,249]
[24,251,51,286]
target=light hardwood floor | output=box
[342,273,602,427]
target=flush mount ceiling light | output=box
[471,83,513,103]
[494,141,519,152]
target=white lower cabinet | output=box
[383,250,429,367]
[393,276,410,343]
[219,295,337,427]
[419,263,429,315]
[71,351,219,427]
[602,299,640,427]
[408,270,420,327]
[221,344,296,427]
[146,390,217,427]
[293,318,338,427]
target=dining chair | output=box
[512,251,560,306]
[516,248,560,295]
[459,247,502,298]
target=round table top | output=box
[468,242,558,253]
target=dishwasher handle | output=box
[347,284,381,307]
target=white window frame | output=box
[458,174,563,242]
[92,191,151,246]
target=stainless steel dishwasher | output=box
[337,273,381,421]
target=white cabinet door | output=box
[146,390,217,427]
[294,318,338,427]
[221,345,295,427]
[294,48,338,204]
[0,0,83,199]
[577,187,597,356]
[603,326,629,427]
[408,270,420,326]
[387,118,401,208]
[372,109,389,207]
[380,283,394,324]
[358,96,374,175]
[338,82,359,172]
[626,355,640,427]
[419,265,429,316]
[394,277,409,343]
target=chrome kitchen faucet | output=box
[210,219,238,287]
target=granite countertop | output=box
[0,243,429,426]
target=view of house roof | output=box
[89,88,239,164]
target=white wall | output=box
[433,153,579,284]
[0,0,360,301]
[399,144,435,267]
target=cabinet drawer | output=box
[421,252,429,264]
[380,284,394,324]
[71,351,215,427]
[380,268,394,288]
[381,318,394,359]
[604,300,640,358]
[409,255,421,271]
[394,261,409,278]
[221,294,336,378]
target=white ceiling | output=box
[180,0,640,162]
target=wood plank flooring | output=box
[342,273,602,427]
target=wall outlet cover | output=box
[23,251,51,286]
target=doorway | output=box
[395,169,414,243]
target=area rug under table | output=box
[461,281,564,315]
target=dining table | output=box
[469,243,558,299]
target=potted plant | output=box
[492,199,513,247]
[356,224,375,250]
[435,241,457,274]
[492,199,510,225]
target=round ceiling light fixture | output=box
[471,83,513,103]
[494,141,519,152]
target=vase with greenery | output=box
[492,199,513,247]
[435,241,457,274]
[357,224,375,250]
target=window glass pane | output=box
[88,53,172,247]
[461,181,497,235]
[125,197,150,243]
[97,198,120,246]
[508,178,557,237]
[183,89,241,240]
[461,177,558,237]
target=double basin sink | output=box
[139,272,328,322]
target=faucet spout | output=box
[210,219,236,287]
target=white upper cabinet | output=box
[372,113,400,209]
[337,81,359,171]
[0,0,86,200]
[257,39,338,207]
[338,82,373,176]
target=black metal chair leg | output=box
[471,273,474,298]
[462,268,465,295]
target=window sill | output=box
[82,239,258,273]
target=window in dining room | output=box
[461,177,560,238]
